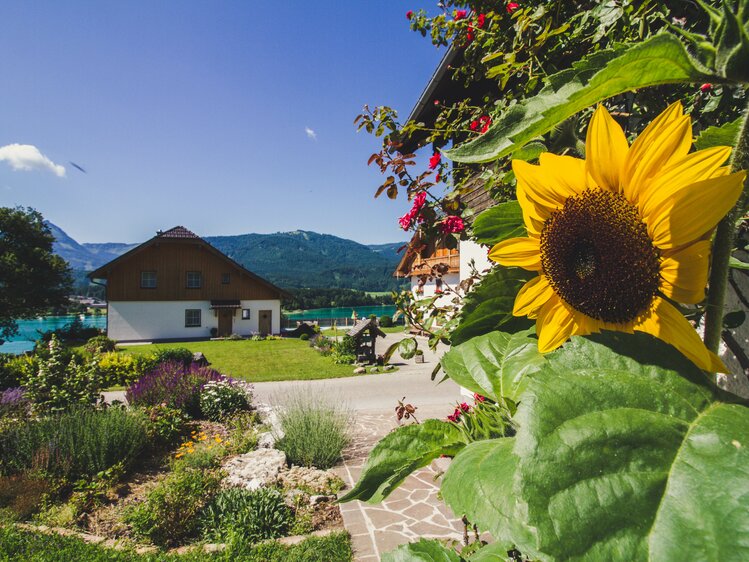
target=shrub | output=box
[226,411,260,454]
[125,361,225,417]
[0,407,148,481]
[0,388,30,419]
[97,352,141,387]
[23,335,104,414]
[141,404,189,446]
[152,347,194,367]
[299,333,310,341]
[275,391,352,469]
[84,335,117,355]
[0,474,51,520]
[379,315,393,327]
[200,487,293,545]
[331,335,357,364]
[0,354,34,391]
[125,467,221,547]
[199,380,251,421]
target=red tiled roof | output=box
[157,226,199,239]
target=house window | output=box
[221,273,231,285]
[185,309,201,327]
[186,271,202,289]
[140,271,157,289]
[242,309,251,320]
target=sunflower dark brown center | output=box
[540,188,660,324]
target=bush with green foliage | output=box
[141,404,189,446]
[200,487,293,545]
[125,467,221,547]
[22,335,104,414]
[378,315,393,327]
[331,335,357,364]
[0,406,147,482]
[152,347,194,367]
[96,352,142,387]
[299,333,310,341]
[199,379,251,421]
[84,335,117,355]
[0,354,34,391]
[275,391,352,469]
[225,411,260,454]
[0,473,51,520]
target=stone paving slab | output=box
[332,412,464,561]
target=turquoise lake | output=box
[0,315,107,355]
[283,305,397,323]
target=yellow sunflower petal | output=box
[648,170,746,249]
[622,102,691,201]
[659,240,711,304]
[585,105,628,193]
[633,297,726,372]
[538,153,589,197]
[488,237,541,271]
[536,296,577,352]
[639,146,732,220]
[513,275,554,318]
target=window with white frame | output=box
[186,271,202,289]
[140,271,157,289]
[242,309,251,320]
[185,309,201,327]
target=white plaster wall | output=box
[108,299,281,342]
[410,272,460,308]
[460,239,493,281]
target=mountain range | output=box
[46,222,408,292]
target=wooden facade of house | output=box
[89,226,286,342]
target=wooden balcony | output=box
[409,253,460,276]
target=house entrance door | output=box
[259,310,272,335]
[218,309,233,337]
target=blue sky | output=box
[0,1,443,244]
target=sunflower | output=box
[490,102,746,372]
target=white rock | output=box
[353,367,366,374]
[222,448,287,491]
[257,432,276,449]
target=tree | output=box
[0,207,72,343]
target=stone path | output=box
[330,412,464,561]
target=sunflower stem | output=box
[703,99,749,355]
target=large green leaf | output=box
[471,201,525,248]
[338,419,464,504]
[468,542,514,562]
[513,331,749,562]
[694,117,743,150]
[441,330,544,402]
[446,34,716,164]
[451,267,533,346]
[381,539,461,562]
[441,438,533,551]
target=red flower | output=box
[479,115,492,133]
[506,2,520,13]
[433,99,440,105]
[477,13,486,28]
[428,151,441,170]
[474,393,486,403]
[447,408,462,422]
[453,9,467,20]
[435,174,441,183]
[413,191,427,209]
[466,24,475,43]
[406,10,413,20]
[398,210,415,230]
[459,402,471,412]
[469,120,479,131]
[700,83,712,92]
[441,215,465,234]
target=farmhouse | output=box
[88,226,286,342]
[394,232,460,305]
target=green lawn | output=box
[380,325,406,334]
[120,339,363,383]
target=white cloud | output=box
[0,144,66,177]
[305,127,317,141]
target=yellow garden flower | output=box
[490,102,746,372]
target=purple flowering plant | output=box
[126,361,227,418]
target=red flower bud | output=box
[406,10,413,20]
[506,2,520,13]
[453,9,467,20]
[700,83,712,92]
[477,13,486,28]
